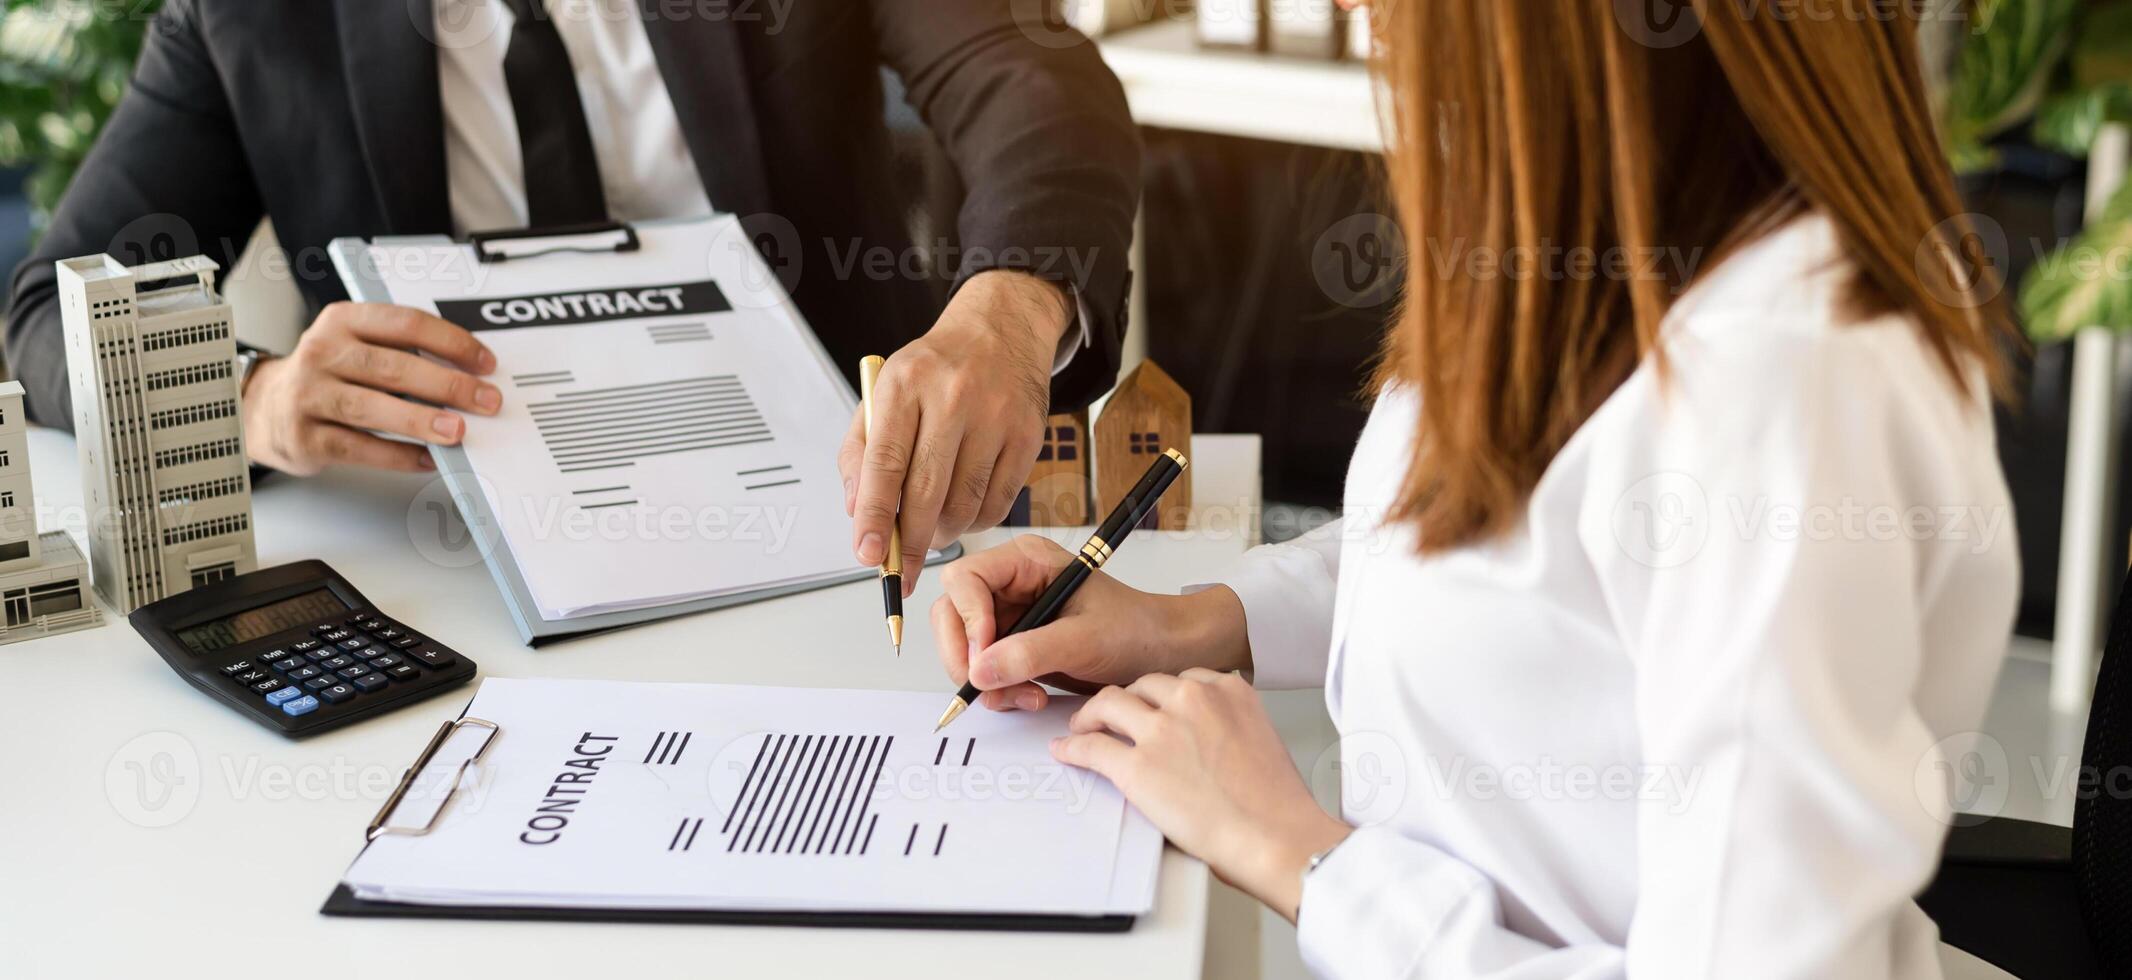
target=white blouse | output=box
[1215,214,2021,978]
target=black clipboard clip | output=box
[366,716,501,841]
[468,221,641,264]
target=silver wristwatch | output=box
[234,346,270,394]
[1296,838,1348,921]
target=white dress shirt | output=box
[429,0,1092,372]
[433,0,712,235]
[1216,213,2020,978]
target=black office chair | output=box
[1917,568,2132,978]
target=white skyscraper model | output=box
[57,254,257,612]
[0,379,101,643]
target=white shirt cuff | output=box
[1050,284,1095,376]
[1297,826,1491,979]
[1190,541,1338,690]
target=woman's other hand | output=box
[1054,669,1351,922]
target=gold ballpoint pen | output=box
[859,356,903,655]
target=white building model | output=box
[0,379,101,643]
[57,254,257,612]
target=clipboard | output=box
[319,707,1136,932]
[327,219,959,646]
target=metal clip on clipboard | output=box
[468,221,641,264]
[366,716,502,841]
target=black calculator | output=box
[129,560,477,737]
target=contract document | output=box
[341,218,921,627]
[340,678,1163,923]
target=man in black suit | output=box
[4,0,1138,580]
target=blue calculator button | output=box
[281,695,320,716]
[264,686,303,706]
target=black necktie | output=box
[499,0,608,227]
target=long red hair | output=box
[1370,0,2010,550]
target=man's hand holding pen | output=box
[837,269,1071,594]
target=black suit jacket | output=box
[5,0,1139,428]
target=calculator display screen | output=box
[175,588,349,657]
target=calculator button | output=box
[318,683,357,704]
[303,677,335,691]
[352,673,389,693]
[386,663,421,682]
[367,654,404,670]
[337,638,367,651]
[356,645,391,661]
[292,639,322,653]
[219,661,253,677]
[287,664,323,681]
[250,678,285,695]
[233,669,269,685]
[281,695,320,716]
[337,664,373,680]
[314,624,344,636]
[390,636,420,649]
[373,627,404,640]
[264,686,303,706]
[270,656,306,672]
[355,619,386,632]
[320,654,355,670]
[409,647,456,668]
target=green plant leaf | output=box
[2034,82,2132,155]
[1944,0,2083,167]
[2021,180,2132,342]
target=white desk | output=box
[0,430,1261,977]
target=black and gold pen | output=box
[859,355,904,655]
[934,446,1188,731]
